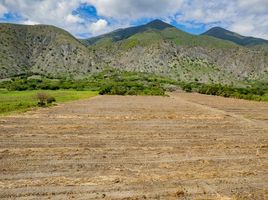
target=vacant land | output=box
[0,93,267,199]
[0,90,98,115]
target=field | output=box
[0,90,98,115]
[0,92,268,199]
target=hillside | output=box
[203,27,268,47]
[84,20,268,83]
[0,21,268,84]
[0,23,95,79]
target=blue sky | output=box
[0,0,268,39]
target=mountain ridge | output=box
[203,27,268,46]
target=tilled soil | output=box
[0,92,267,199]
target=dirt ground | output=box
[0,92,268,200]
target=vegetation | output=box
[0,90,98,115]
[0,69,175,96]
[0,68,267,103]
[179,81,268,101]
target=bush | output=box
[181,84,192,92]
[36,93,56,106]
[36,92,49,106]
[99,83,165,96]
[47,96,56,104]
[99,85,113,95]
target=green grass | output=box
[0,90,98,115]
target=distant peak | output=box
[204,27,229,34]
[149,19,164,23]
[202,26,268,46]
[145,19,173,30]
[210,26,226,30]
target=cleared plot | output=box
[0,93,267,199]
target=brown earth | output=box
[0,92,268,199]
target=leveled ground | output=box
[0,93,267,199]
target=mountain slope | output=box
[85,21,268,83]
[0,23,95,78]
[202,27,268,46]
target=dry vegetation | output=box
[0,92,267,199]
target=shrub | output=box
[181,84,192,92]
[47,96,56,104]
[99,85,113,95]
[36,92,49,106]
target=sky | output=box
[0,0,267,39]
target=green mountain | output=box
[82,19,173,45]
[82,20,237,49]
[202,27,268,47]
[0,20,267,84]
[83,20,268,83]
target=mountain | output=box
[82,20,268,83]
[0,23,96,78]
[0,20,267,84]
[82,19,173,45]
[202,27,268,47]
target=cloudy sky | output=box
[0,0,267,39]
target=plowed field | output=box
[1,93,268,199]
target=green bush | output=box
[47,96,56,104]
[181,83,192,92]
[99,85,113,95]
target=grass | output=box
[0,90,98,115]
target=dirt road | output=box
[1,93,268,199]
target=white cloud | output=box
[231,0,268,38]
[237,0,268,15]
[66,14,84,24]
[0,0,93,37]
[89,19,108,35]
[85,0,184,20]
[174,0,268,39]
[0,3,7,17]
[176,1,236,26]
[23,20,40,25]
[0,0,268,39]
[231,15,268,39]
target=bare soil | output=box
[1,92,268,199]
